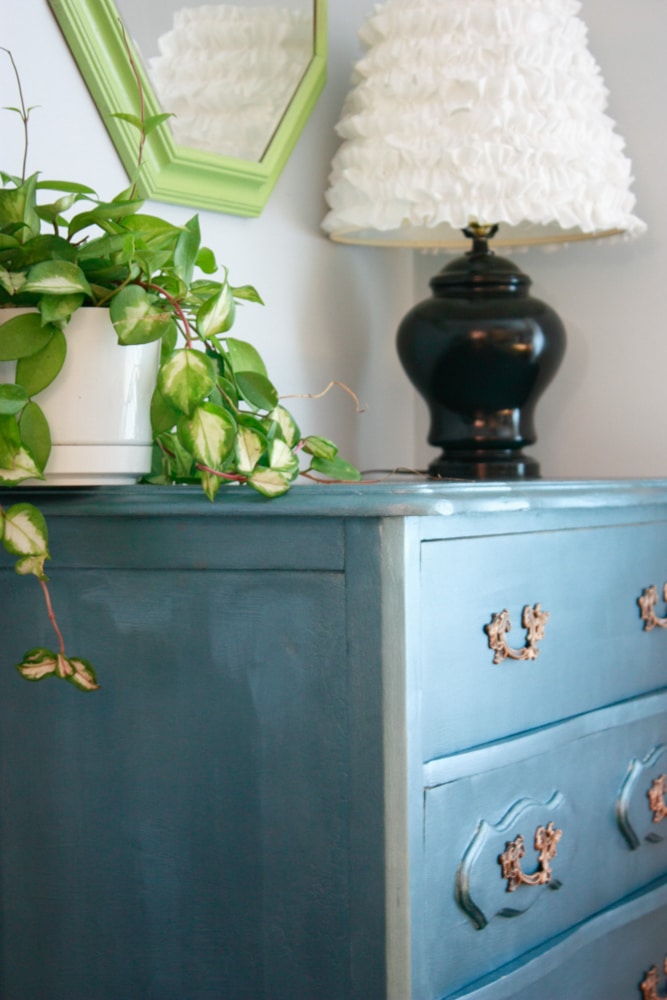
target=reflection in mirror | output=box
[115,2,315,162]
[47,0,326,216]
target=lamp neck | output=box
[431,224,529,298]
[462,223,499,257]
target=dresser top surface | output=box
[5,477,667,522]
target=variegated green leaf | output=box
[231,284,264,305]
[0,265,26,296]
[66,656,99,691]
[0,172,39,237]
[16,649,99,689]
[16,647,59,681]
[158,348,216,416]
[197,282,236,338]
[37,293,84,327]
[0,412,20,466]
[248,467,291,498]
[0,446,45,485]
[34,192,78,224]
[3,502,49,559]
[200,470,222,502]
[22,260,92,297]
[269,405,300,448]
[110,284,172,345]
[235,425,266,474]
[301,435,339,461]
[268,438,299,480]
[14,553,48,577]
[177,402,236,468]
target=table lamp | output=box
[323,0,645,479]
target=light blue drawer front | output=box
[421,522,667,758]
[420,693,667,1000]
[442,879,667,999]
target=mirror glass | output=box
[48,0,327,216]
[115,0,315,163]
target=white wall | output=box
[3,0,666,479]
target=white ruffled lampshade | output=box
[323,0,646,249]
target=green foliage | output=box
[0,171,360,499]
[0,48,360,692]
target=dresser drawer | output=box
[419,692,667,999]
[441,879,667,999]
[421,522,667,758]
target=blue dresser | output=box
[2,481,667,999]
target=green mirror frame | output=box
[47,0,327,216]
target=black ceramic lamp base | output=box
[428,449,540,481]
[397,227,566,481]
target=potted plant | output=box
[0,48,359,690]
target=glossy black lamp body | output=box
[397,239,566,479]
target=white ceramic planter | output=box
[0,307,160,485]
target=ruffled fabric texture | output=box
[323,0,645,248]
[148,5,313,162]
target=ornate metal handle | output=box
[498,821,562,892]
[640,956,667,999]
[648,775,667,824]
[485,604,550,664]
[638,584,667,630]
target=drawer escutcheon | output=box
[455,792,574,930]
[485,604,550,664]
[499,821,562,893]
[640,956,667,999]
[638,584,667,631]
[648,775,667,825]
[617,745,667,849]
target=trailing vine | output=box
[0,50,359,689]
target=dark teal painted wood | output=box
[7,478,667,522]
[2,481,667,999]
[0,567,355,999]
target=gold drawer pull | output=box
[638,584,667,630]
[648,775,667,825]
[498,821,562,892]
[485,604,550,664]
[640,956,667,999]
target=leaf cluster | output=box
[0,68,359,690]
[0,173,359,496]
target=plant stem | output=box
[1,48,30,181]
[39,578,66,656]
[195,463,247,483]
[137,280,194,347]
[118,24,146,200]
